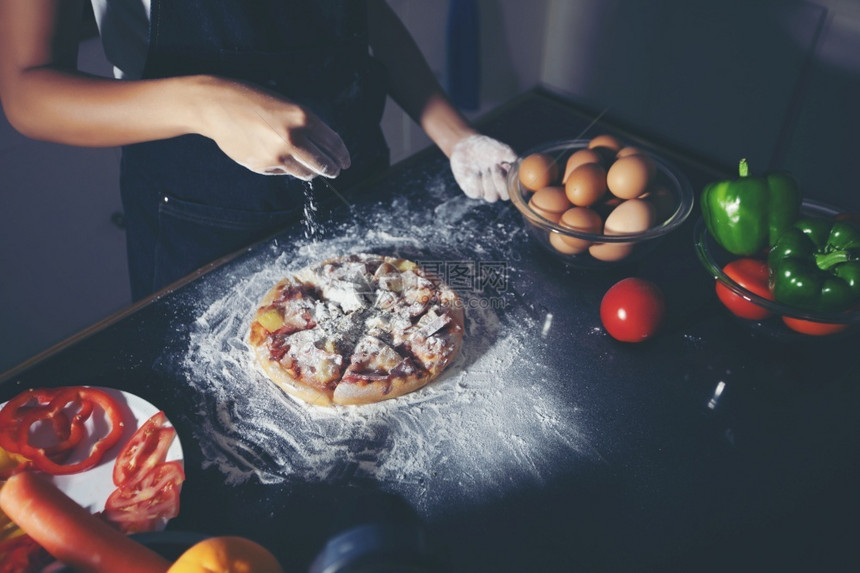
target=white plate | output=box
[2,387,183,526]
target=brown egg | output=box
[588,134,622,152]
[549,232,579,254]
[528,186,570,222]
[615,147,658,179]
[553,207,603,253]
[616,146,643,158]
[564,163,607,207]
[588,199,656,261]
[588,241,634,262]
[563,149,603,182]
[640,184,676,224]
[603,198,656,234]
[606,155,653,199]
[587,135,622,163]
[518,153,560,191]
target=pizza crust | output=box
[248,254,464,406]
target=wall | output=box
[541,0,860,209]
[382,0,548,162]
[0,38,128,374]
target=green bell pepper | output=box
[768,218,860,312]
[701,158,801,255]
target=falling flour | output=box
[177,178,596,516]
[301,180,320,241]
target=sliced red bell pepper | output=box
[0,389,58,453]
[0,388,90,463]
[15,387,124,476]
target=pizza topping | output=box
[273,280,314,304]
[374,289,400,310]
[341,336,419,388]
[413,307,452,339]
[390,358,419,378]
[342,370,389,382]
[278,330,344,389]
[320,282,368,313]
[374,262,404,292]
[256,308,284,333]
[312,301,364,345]
[267,297,317,334]
[403,280,434,306]
[250,279,318,347]
[306,259,374,313]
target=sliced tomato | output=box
[103,460,185,534]
[113,411,175,488]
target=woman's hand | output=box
[197,77,351,179]
[450,134,517,202]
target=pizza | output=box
[248,254,465,406]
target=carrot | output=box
[0,471,170,573]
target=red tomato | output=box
[715,258,774,320]
[600,278,666,342]
[103,460,185,534]
[113,411,176,488]
[782,316,849,336]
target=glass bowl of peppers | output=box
[695,194,860,338]
[507,137,694,269]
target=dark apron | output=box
[121,0,389,300]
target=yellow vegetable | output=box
[168,536,283,573]
[256,308,284,333]
[0,447,27,476]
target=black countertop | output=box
[3,89,860,573]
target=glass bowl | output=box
[508,138,694,269]
[693,199,860,337]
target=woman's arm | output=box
[367,1,516,201]
[366,0,477,158]
[0,0,349,179]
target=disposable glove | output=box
[450,134,517,202]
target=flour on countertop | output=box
[179,179,595,514]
